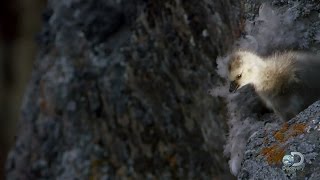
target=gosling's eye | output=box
[237,74,242,79]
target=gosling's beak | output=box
[229,81,240,93]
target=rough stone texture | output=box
[9,0,320,179]
[242,0,320,55]
[239,101,320,180]
[6,0,242,179]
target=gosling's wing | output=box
[294,53,320,89]
[293,53,320,101]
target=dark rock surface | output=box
[6,0,242,179]
[9,0,320,179]
[239,101,320,180]
[242,0,320,55]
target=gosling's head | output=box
[228,50,265,92]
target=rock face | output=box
[241,0,320,55]
[8,0,320,179]
[239,101,320,180]
[6,0,242,179]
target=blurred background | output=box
[0,0,46,178]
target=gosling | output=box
[228,50,320,121]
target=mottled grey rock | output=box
[242,0,320,55]
[239,101,320,180]
[6,0,241,179]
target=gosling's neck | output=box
[245,57,268,89]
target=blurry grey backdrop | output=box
[0,0,46,178]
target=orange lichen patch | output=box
[271,123,306,143]
[279,122,289,133]
[291,123,306,135]
[261,123,307,165]
[283,123,306,142]
[272,122,289,142]
[274,131,285,142]
[261,144,286,165]
[261,146,273,155]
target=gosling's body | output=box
[228,50,320,120]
